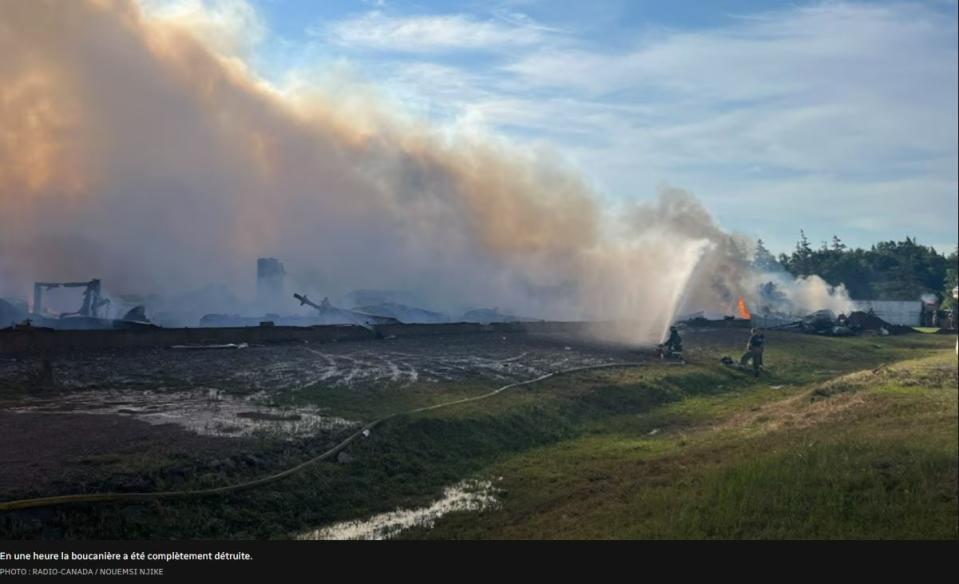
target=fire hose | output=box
[0,361,646,511]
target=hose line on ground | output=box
[0,361,645,511]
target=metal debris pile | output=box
[773,309,914,336]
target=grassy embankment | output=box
[408,333,958,539]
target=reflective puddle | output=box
[299,479,500,540]
[10,389,357,439]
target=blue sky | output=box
[145,0,958,255]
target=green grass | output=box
[410,350,957,539]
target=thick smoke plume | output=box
[0,0,850,342]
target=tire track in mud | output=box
[3,342,620,399]
[304,348,411,386]
[300,347,539,387]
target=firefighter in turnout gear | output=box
[660,326,683,359]
[740,328,765,376]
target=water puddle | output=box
[299,479,500,540]
[9,389,357,439]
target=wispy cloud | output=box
[505,4,956,102]
[316,10,549,52]
[487,3,958,241]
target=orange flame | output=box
[736,296,752,320]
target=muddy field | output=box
[0,330,647,501]
[1,331,634,394]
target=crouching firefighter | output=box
[740,328,765,376]
[659,326,684,359]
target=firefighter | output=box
[662,326,683,358]
[740,328,765,376]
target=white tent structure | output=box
[850,300,922,326]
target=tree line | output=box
[753,233,958,307]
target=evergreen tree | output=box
[753,238,779,272]
[777,234,952,301]
[943,248,958,309]
[788,230,815,275]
